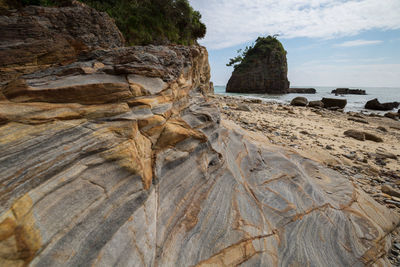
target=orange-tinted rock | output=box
[3,74,132,104]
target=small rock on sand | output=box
[236,104,252,112]
[344,130,383,142]
[377,126,388,132]
[376,149,397,159]
[348,117,368,124]
[384,112,399,120]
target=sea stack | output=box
[226,36,290,94]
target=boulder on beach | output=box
[322,98,347,109]
[289,88,316,94]
[226,36,289,94]
[331,88,366,95]
[365,98,399,111]
[308,100,324,108]
[344,130,383,142]
[290,97,308,106]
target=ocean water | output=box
[214,85,400,114]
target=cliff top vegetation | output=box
[1,0,206,46]
[227,35,287,71]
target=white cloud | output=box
[336,39,383,47]
[190,0,400,49]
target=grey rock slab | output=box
[127,74,167,95]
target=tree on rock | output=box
[226,35,290,94]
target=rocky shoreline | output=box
[215,94,400,202]
[214,94,400,263]
[1,2,400,266]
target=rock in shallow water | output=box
[365,98,400,111]
[288,88,316,94]
[331,88,366,95]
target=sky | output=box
[189,0,400,87]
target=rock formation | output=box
[332,88,366,95]
[365,98,400,111]
[0,2,125,86]
[0,4,399,267]
[226,36,290,94]
[289,88,316,94]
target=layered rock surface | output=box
[0,5,399,267]
[0,2,124,85]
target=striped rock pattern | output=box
[0,10,398,265]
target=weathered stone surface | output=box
[0,10,398,267]
[289,88,316,94]
[365,98,400,111]
[1,45,211,105]
[322,98,347,109]
[332,88,366,95]
[128,74,167,95]
[4,73,131,104]
[0,2,124,85]
[290,96,308,106]
[0,45,214,267]
[382,185,400,198]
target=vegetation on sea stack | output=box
[227,35,286,72]
[3,0,206,46]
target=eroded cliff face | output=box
[0,1,124,86]
[0,4,399,267]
